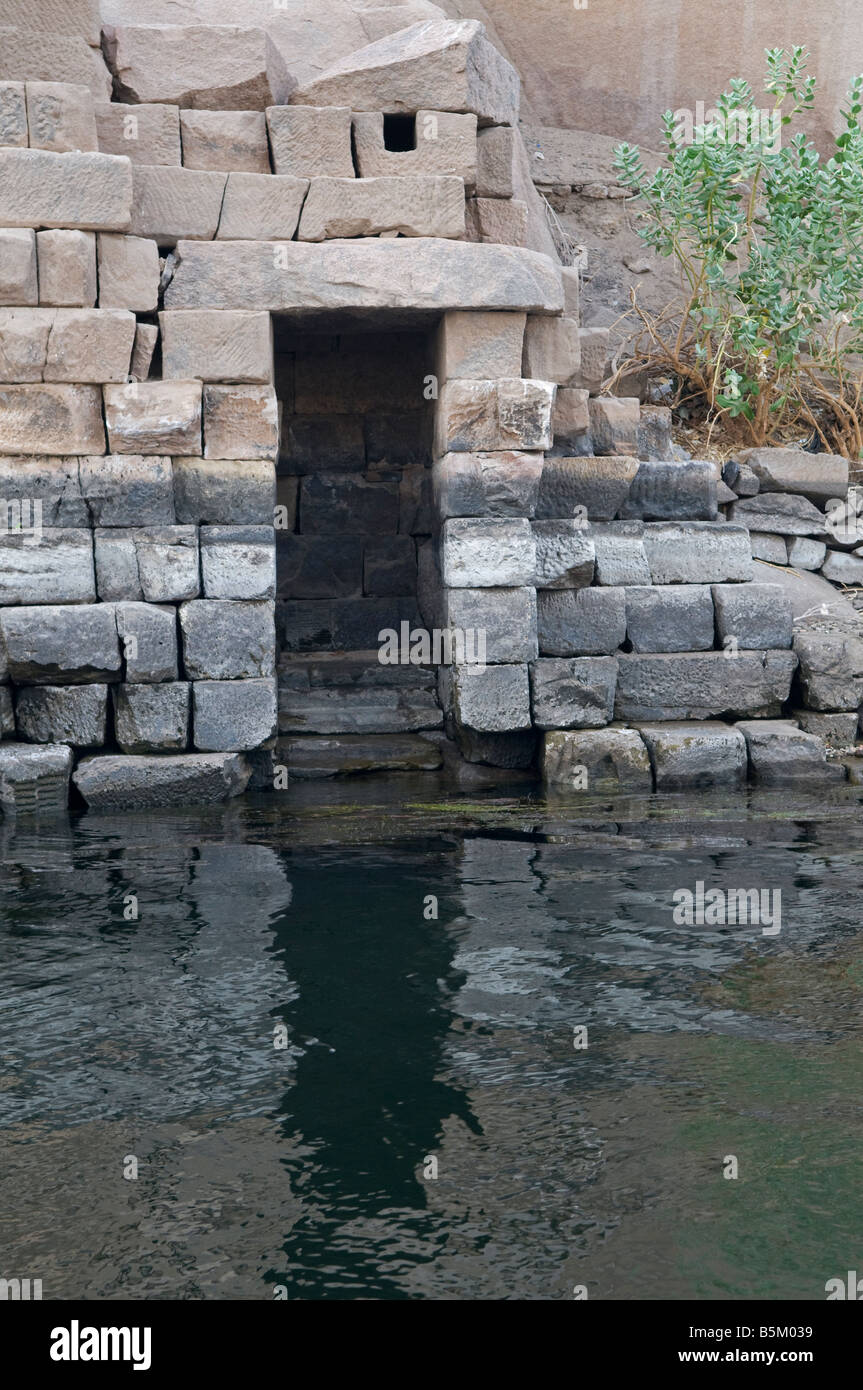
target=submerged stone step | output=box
[0,741,72,815]
[278,684,442,735]
[72,752,251,810]
[278,733,443,779]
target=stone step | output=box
[278,649,435,690]
[278,647,443,734]
[278,733,443,779]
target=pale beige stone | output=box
[203,384,278,460]
[552,386,590,441]
[180,110,270,173]
[522,315,581,384]
[216,172,309,241]
[561,266,580,318]
[97,233,160,312]
[26,81,97,153]
[164,237,565,314]
[588,396,640,455]
[0,0,100,45]
[95,101,181,166]
[0,383,105,454]
[0,228,37,305]
[435,378,554,455]
[44,308,136,383]
[298,175,464,241]
[476,126,515,197]
[104,380,202,454]
[436,310,525,380]
[129,322,158,382]
[467,196,529,247]
[353,110,477,184]
[0,148,132,231]
[266,105,353,179]
[0,308,54,382]
[0,27,112,100]
[160,310,273,383]
[103,24,294,110]
[291,19,520,127]
[572,326,610,392]
[129,164,226,243]
[0,80,27,147]
[36,230,97,307]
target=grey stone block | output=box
[0,602,120,683]
[94,529,141,601]
[738,447,849,504]
[615,650,797,720]
[173,457,275,525]
[452,726,537,768]
[821,550,863,585]
[542,726,652,792]
[440,517,535,588]
[193,677,278,752]
[78,453,175,526]
[793,629,863,711]
[115,601,178,683]
[180,599,275,681]
[300,472,400,536]
[643,522,753,584]
[441,662,531,732]
[529,656,617,729]
[283,415,365,474]
[0,455,86,526]
[625,584,715,653]
[536,455,638,521]
[531,520,595,589]
[444,585,538,663]
[200,524,276,600]
[134,526,200,602]
[537,585,625,656]
[0,527,95,604]
[363,537,417,597]
[276,535,363,600]
[330,597,420,651]
[15,683,107,746]
[635,405,673,462]
[590,521,651,585]
[793,709,859,750]
[786,536,827,570]
[73,751,251,809]
[736,719,833,785]
[712,582,793,650]
[114,681,190,753]
[749,531,787,564]
[619,460,717,521]
[0,740,72,814]
[0,684,12,737]
[432,450,543,520]
[635,720,747,789]
[729,494,828,537]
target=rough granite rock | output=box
[635,720,748,789]
[529,656,617,729]
[615,650,798,721]
[542,726,653,793]
[73,751,251,809]
[0,148,131,231]
[15,683,107,746]
[102,24,295,110]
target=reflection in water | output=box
[1,786,863,1299]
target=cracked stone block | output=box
[94,530,141,601]
[266,105,353,179]
[590,521,651,585]
[95,101,181,166]
[0,307,55,381]
[298,175,464,241]
[173,457,275,526]
[200,524,275,600]
[0,383,105,454]
[180,599,275,681]
[203,384,278,461]
[73,751,251,809]
[0,227,37,304]
[536,456,638,522]
[531,519,595,589]
[217,171,309,241]
[440,516,535,587]
[354,109,476,183]
[522,315,581,384]
[619,460,717,521]
[793,629,863,711]
[530,656,617,729]
[712,582,793,650]
[435,310,525,380]
[643,522,753,584]
[0,455,85,525]
[625,584,716,653]
[0,741,72,815]
[542,726,652,792]
[192,676,277,751]
[729,493,828,537]
[433,451,543,520]
[615,650,798,721]
[97,233,160,312]
[25,80,97,153]
[636,720,748,789]
[435,378,554,454]
[0,527,95,604]
[443,585,537,663]
[160,310,273,383]
[104,380,202,455]
[0,148,132,231]
[44,308,136,383]
[736,718,835,785]
[116,601,178,683]
[129,164,227,243]
[102,24,294,111]
[15,683,106,746]
[441,661,531,733]
[180,109,269,173]
[36,230,96,307]
[537,586,625,656]
[113,681,189,752]
[0,602,121,683]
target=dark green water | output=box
[2,777,863,1301]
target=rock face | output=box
[102,25,295,110]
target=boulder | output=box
[615,650,797,720]
[73,751,251,809]
[179,110,269,173]
[529,655,617,729]
[180,599,275,680]
[643,522,753,584]
[266,105,353,179]
[0,528,95,605]
[113,681,190,752]
[541,726,652,793]
[625,584,715,652]
[0,741,72,815]
[439,517,535,587]
[15,683,106,746]
[192,676,278,751]
[636,720,747,789]
[216,171,309,241]
[0,384,105,455]
[95,101,181,166]
[298,174,464,241]
[102,24,294,110]
[160,310,273,383]
[0,603,121,683]
[36,230,97,307]
[537,585,625,656]
[0,148,131,231]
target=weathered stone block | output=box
[103,24,294,111]
[443,661,531,732]
[530,656,617,729]
[615,650,798,721]
[79,454,175,527]
[444,585,538,663]
[435,378,554,455]
[793,629,863,711]
[590,521,651,585]
[95,100,181,165]
[73,751,250,809]
[25,81,97,153]
[476,125,515,197]
[277,534,363,600]
[104,380,202,455]
[729,493,828,537]
[531,519,595,588]
[750,532,787,564]
[712,582,793,650]
[440,516,535,587]
[0,26,111,100]
[180,109,269,173]
[738,447,849,504]
[569,326,609,393]
[129,322,158,382]
[173,457,275,525]
[625,584,715,653]
[115,600,178,683]
[537,585,625,656]
[114,681,189,753]
[36,230,96,307]
[736,718,833,785]
[636,720,748,789]
[353,109,477,183]
[588,396,639,456]
[200,525,275,600]
[0,684,12,738]
[433,451,543,520]
[363,536,417,597]
[203,384,278,460]
[522,315,581,384]
[536,456,638,522]
[298,175,464,241]
[192,676,277,751]
[15,683,106,746]
[160,310,273,383]
[0,80,26,147]
[97,233,160,312]
[129,164,227,243]
[619,460,717,521]
[0,740,72,815]
[180,599,275,681]
[636,405,673,462]
[643,522,753,584]
[435,310,525,380]
[542,726,652,792]
[44,308,136,383]
[786,536,827,570]
[0,455,86,525]
[821,550,863,584]
[266,105,353,179]
[0,602,120,683]
[466,195,529,247]
[217,171,309,241]
[552,387,590,445]
[136,527,200,603]
[0,0,99,44]
[0,307,54,381]
[0,384,105,454]
[93,530,141,600]
[299,473,400,536]
[0,527,95,605]
[793,709,859,749]
[0,227,37,304]
[0,148,131,231]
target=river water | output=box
[2,776,862,1301]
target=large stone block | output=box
[0,384,105,454]
[590,521,651,585]
[433,451,543,520]
[36,230,97,307]
[435,310,525,380]
[635,404,673,462]
[522,315,581,384]
[738,447,849,504]
[93,530,141,600]
[173,457,275,526]
[793,629,863,711]
[299,473,400,536]
[103,24,294,110]
[25,80,97,154]
[217,171,309,241]
[78,454,175,526]
[736,718,833,785]
[97,234,160,312]
[44,308,136,383]
[0,1,100,44]
[15,683,106,746]
[537,586,625,656]
[0,455,86,526]
[588,396,639,456]
[440,516,535,587]
[729,493,828,537]
[786,536,827,571]
[266,105,353,179]
[136,527,200,603]
[615,650,798,721]
[0,307,55,382]
[160,310,273,383]
[442,661,531,732]
[435,378,554,455]
[0,602,121,683]
[282,416,364,475]
[129,164,227,243]
[115,600,177,683]
[636,720,748,789]
[95,101,181,166]
[73,751,250,809]
[793,709,859,750]
[298,175,464,241]
[291,19,519,126]
[201,525,275,600]
[0,227,37,305]
[180,599,275,681]
[444,585,538,663]
[104,381,202,455]
[531,519,595,589]
[0,528,95,605]
[712,582,793,651]
[113,681,189,753]
[643,522,753,584]
[530,656,617,729]
[277,534,362,600]
[0,741,72,815]
[0,27,112,101]
[541,726,652,792]
[552,386,590,446]
[203,384,278,460]
[0,148,131,231]
[465,195,528,247]
[536,456,638,522]
[475,124,515,197]
[353,109,477,183]
[619,460,718,521]
[570,326,610,393]
[192,676,277,751]
[164,238,564,314]
[180,110,269,173]
[625,584,715,653]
